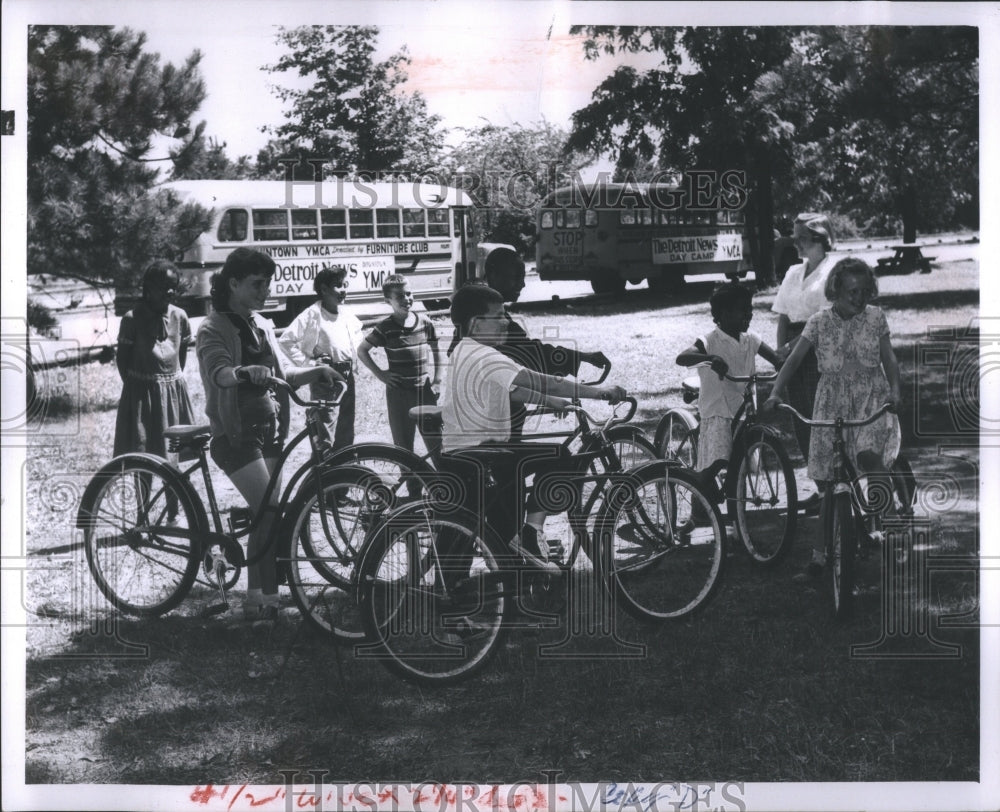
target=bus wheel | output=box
[591,275,626,296]
[648,272,685,296]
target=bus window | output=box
[321,209,346,240]
[291,209,318,240]
[377,208,402,238]
[540,211,554,229]
[253,210,288,241]
[427,208,449,237]
[218,209,248,242]
[403,209,425,237]
[585,209,598,227]
[620,210,637,226]
[640,209,652,225]
[349,209,374,239]
[566,209,582,228]
[555,211,565,228]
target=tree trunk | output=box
[900,185,917,244]
[752,153,776,288]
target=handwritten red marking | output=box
[190,785,222,805]
[228,784,247,811]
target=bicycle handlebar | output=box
[532,396,637,431]
[689,362,777,383]
[580,356,612,386]
[247,374,348,409]
[775,400,895,429]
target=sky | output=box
[85,3,665,163]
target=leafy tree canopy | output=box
[259,26,446,178]
[438,121,590,254]
[28,25,212,288]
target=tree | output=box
[567,27,801,285]
[259,26,446,178]
[438,121,591,255]
[169,129,255,180]
[755,27,978,242]
[28,26,211,288]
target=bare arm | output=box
[356,338,389,384]
[880,334,901,405]
[757,341,782,369]
[763,335,813,407]
[510,367,626,404]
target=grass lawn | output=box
[18,258,982,790]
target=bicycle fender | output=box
[653,407,698,452]
[75,453,204,531]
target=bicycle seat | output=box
[682,375,700,404]
[163,424,212,452]
[409,405,443,434]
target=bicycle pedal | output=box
[204,603,228,617]
[509,538,561,574]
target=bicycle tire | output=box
[322,442,436,503]
[733,433,798,566]
[654,408,698,468]
[356,504,510,686]
[891,454,917,511]
[569,427,661,565]
[81,455,206,616]
[828,491,856,620]
[280,466,388,643]
[595,461,726,621]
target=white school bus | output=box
[122,179,479,323]
[536,182,751,296]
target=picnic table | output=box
[876,243,935,275]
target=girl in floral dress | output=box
[765,258,901,577]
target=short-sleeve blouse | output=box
[801,306,889,373]
[772,255,836,324]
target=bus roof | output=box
[158,179,475,209]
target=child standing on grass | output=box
[764,258,901,578]
[357,275,442,458]
[675,283,782,474]
[114,260,195,458]
[278,268,363,455]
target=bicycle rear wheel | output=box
[733,433,797,565]
[356,505,509,685]
[654,408,698,468]
[596,461,725,621]
[281,467,388,643]
[827,491,857,620]
[82,455,205,616]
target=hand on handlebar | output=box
[582,350,610,369]
[709,355,729,380]
[600,385,627,405]
[236,364,272,386]
[760,394,783,415]
[315,365,346,386]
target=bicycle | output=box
[325,355,659,559]
[76,376,384,640]
[353,398,726,685]
[775,401,916,620]
[654,370,798,565]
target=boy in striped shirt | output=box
[358,275,443,460]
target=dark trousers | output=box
[386,380,440,457]
[312,370,356,454]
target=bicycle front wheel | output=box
[357,505,509,686]
[82,455,205,616]
[654,408,698,468]
[596,461,725,621]
[281,467,389,643]
[733,433,797,566]
[828,491,857,620]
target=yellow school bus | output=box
[536,181,750,296]
[119,179,479,323]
